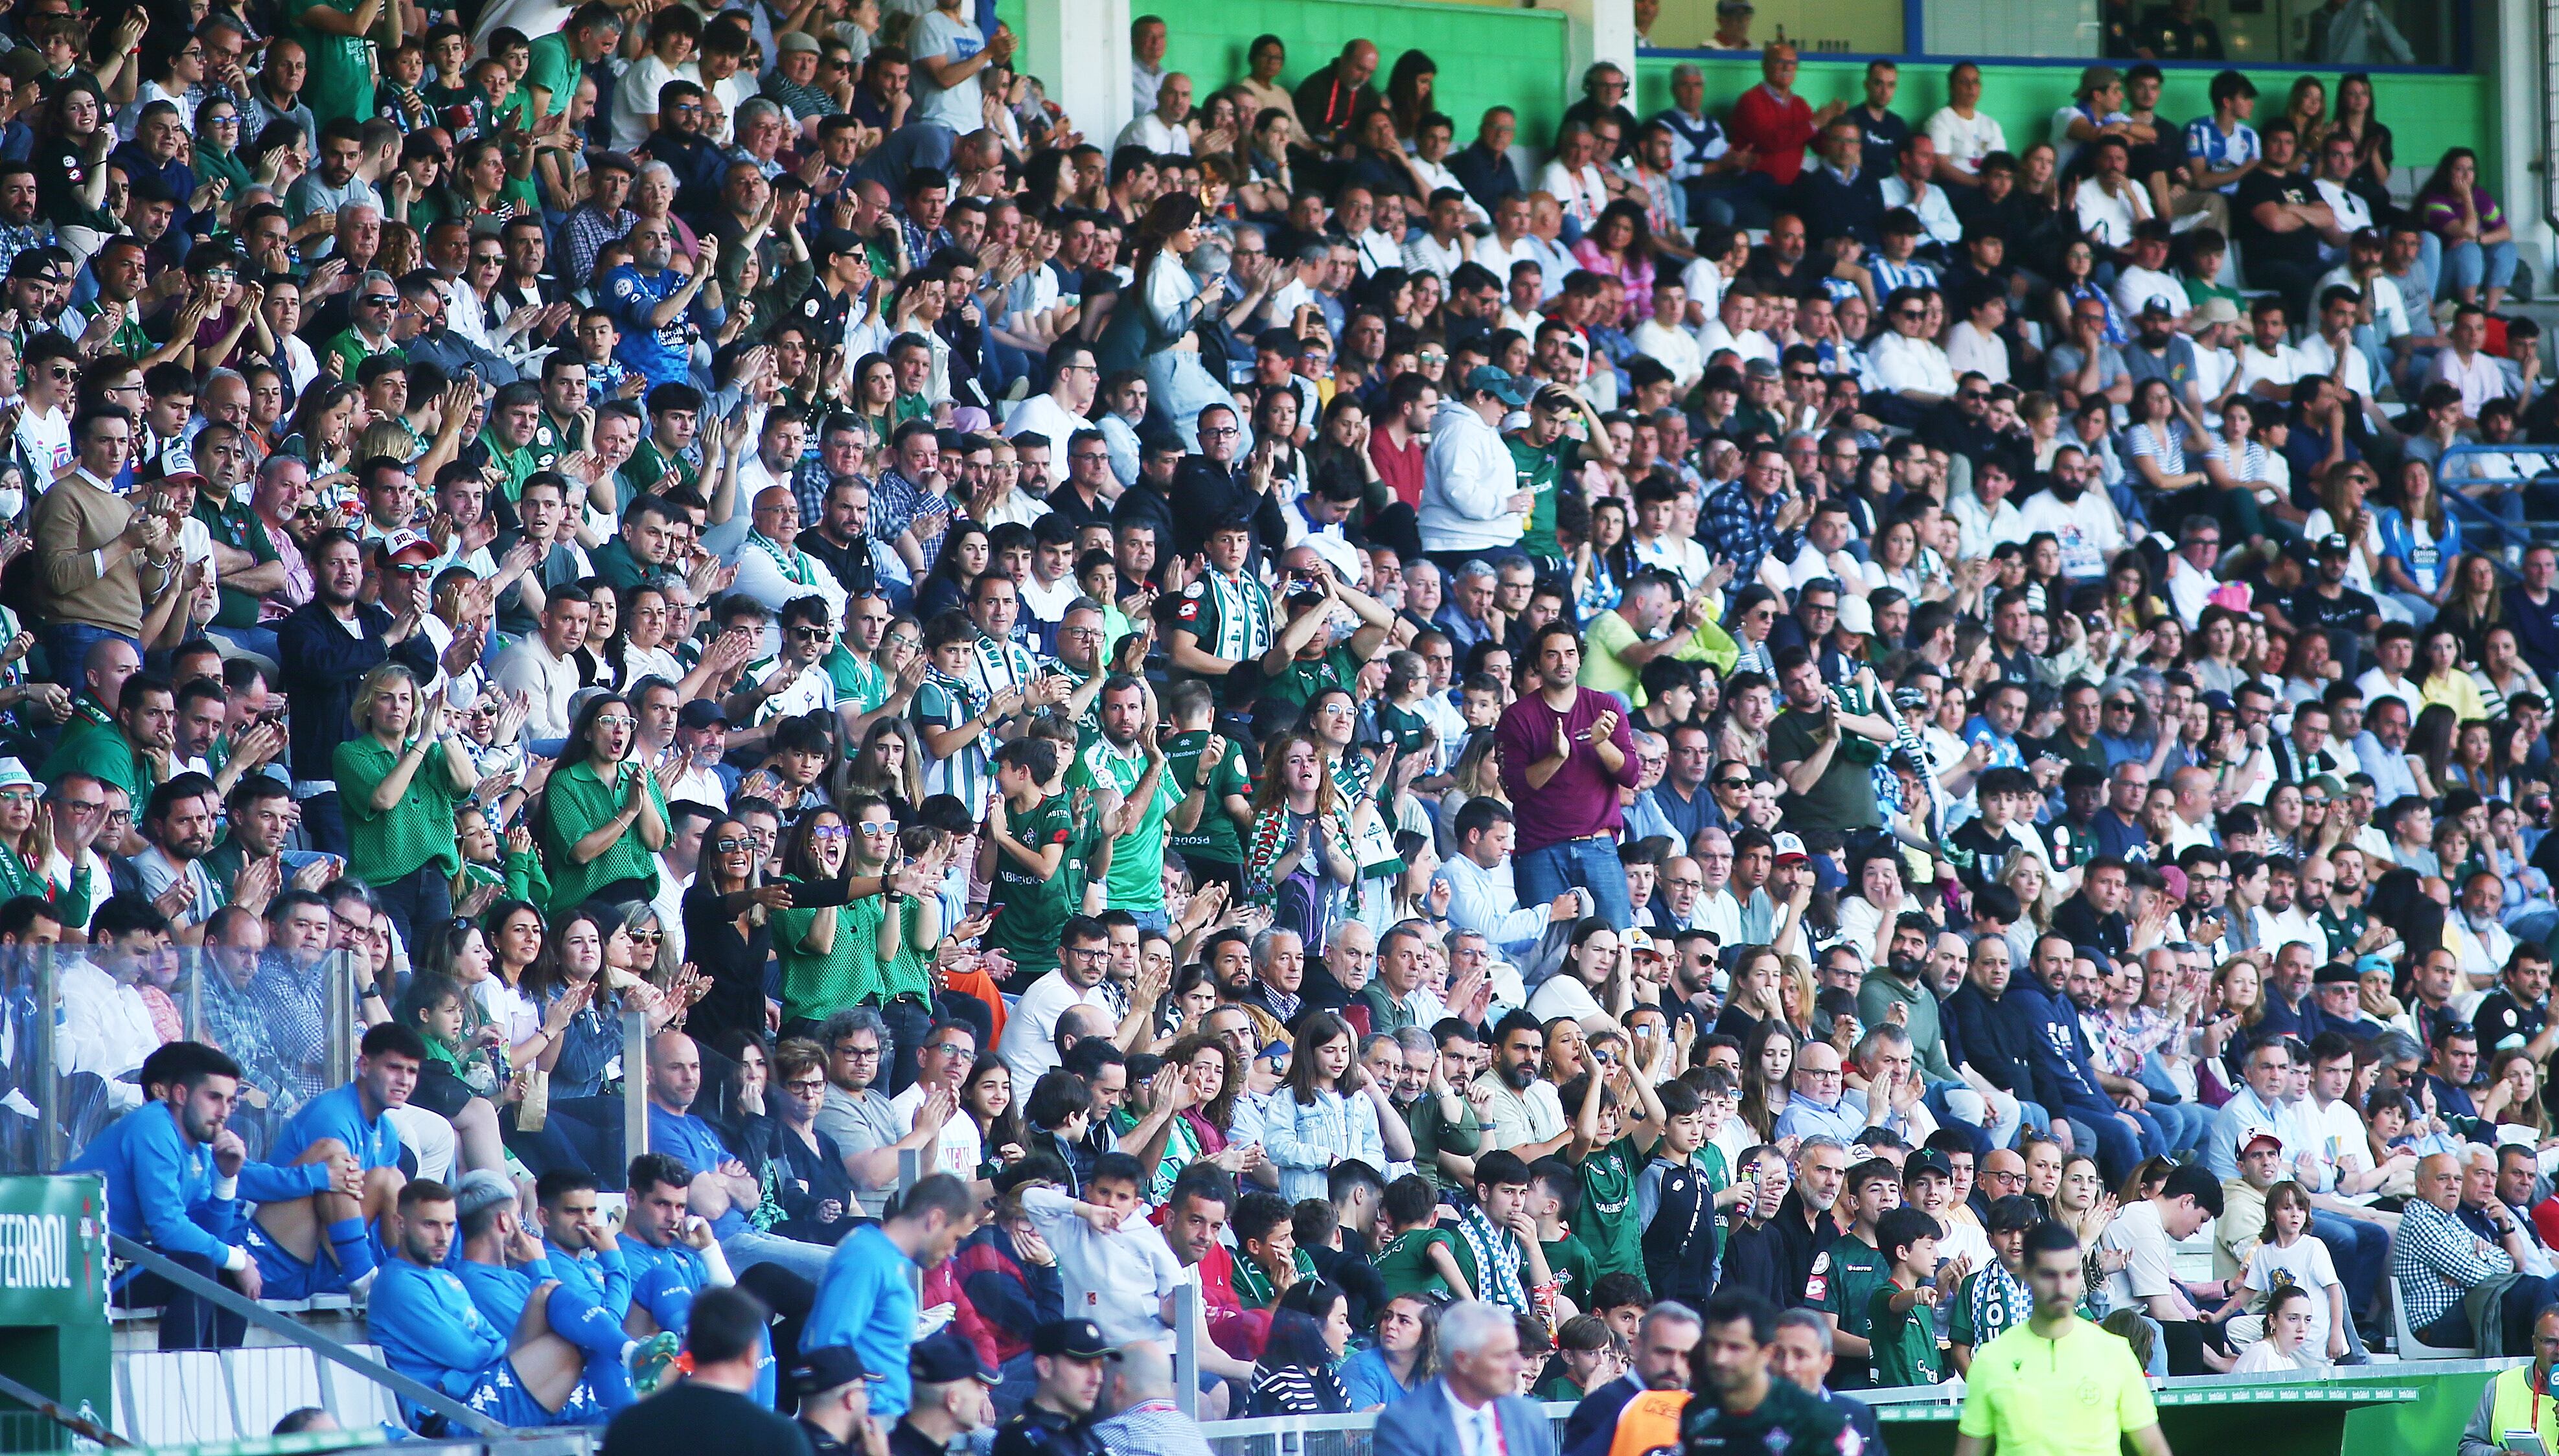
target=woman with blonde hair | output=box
[1998,851,2061,968]
[1778,956,1819,1041]
[1712,944,1786,1041]
[2203,955,2269,1073]
[335,661,481,951]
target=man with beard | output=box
[1560,1300,1703,1456]
[1472,1010,1571,1161]
[67,1038,332,1347]
[1858,911,2010,1147]
[1073,675,1177,928]
[131,773,233,941]
[2286,533,2384,640]
[2015,445,2124,584]
[602,218,723,387]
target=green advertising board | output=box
[0,1175,113,1451]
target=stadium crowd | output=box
[30,0,2559,1448]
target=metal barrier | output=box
[2437,442,2559,568]
[0,944,366,1178]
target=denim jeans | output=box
[2443,236,2519,299]
[720,1225,834,1284]
[1514,834,1632,929]
[373,861,453,963]
[205,623,282,672]
[45,622,141,690]
[2065,1102,2164,1185]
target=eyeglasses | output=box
[783,1076,825,1092]
[857,821,900,836]
[1199,426,1239,438]
[359,295,396,308]
[812,824,850,841]
[790,626,832,641]
[1715,778,1752,790]
[593,713,636,728]
[1064,946,1110,961]
[925,1041,970,1056]
[630,929,663,944]
[833,1043,880,1060]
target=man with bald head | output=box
[1294,40,1382,150]
[1091,1338,1212,1445]
[2163,766,2216,854]
[1655,856,1703,933]
[2395,1149,2554,1351]
[726,484,847,641]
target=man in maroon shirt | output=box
[1725,43,1846,227]
[1495,621,1640,928]
[1366,370,1434,561]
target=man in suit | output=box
[1373,1300,1554,1456]
[1564,1301,1705,1456]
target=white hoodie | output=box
[1417,398,1523,554]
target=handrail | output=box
[109,1235,509,1439]
[0,1364,128,1447]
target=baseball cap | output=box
[380,528,438,563]
[1465,365,1532,408]
[1772,832,1807,865]
[2240,1130,2284,1155]
[2137,297,2174,319]
[679,700,729,730]
[2354,952,2396,977]
[1904,1150,1953,1182]
[2318,533,2352,556]
[790,1345,874,1396]
[1836,595,1874,637]
[1031,1319,1116,1359]
[2197,296,2242,326]
[910,1332,1000,1385]
[1718,0,1754,12]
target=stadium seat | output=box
[2389,1288,2477,1358]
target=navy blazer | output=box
[1373,1377,1558,1456]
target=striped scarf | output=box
[1455,1200,1528,1315]
[1204,569,1276,663]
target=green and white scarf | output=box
[746,530,821,589]
[1202,569,1275,662]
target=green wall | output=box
[1633,57,2498,188]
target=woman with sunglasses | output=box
[772,804,889,1031]
[538,690,675,915]
[334,661,481,951]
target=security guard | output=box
[2459,1305,2559,1456]
[890,1332,1002,1456]
[790,1345,877,1456]
[990,1319,1112,1456]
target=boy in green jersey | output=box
[1868,1205,1953,1387]
[1160,680,1252,893]
[978,736,1075,988]
[1530,1157,1596,1315]
[1373,1173,1472,1299]
[1808,1157,1901,1388]
[1564,1045,1666,1288]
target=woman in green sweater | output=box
[334,663,479,951]
[537,692,672,915]
[773,805,893,1027]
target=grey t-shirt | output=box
[908,10,987,135]
[816,1085,906,1216]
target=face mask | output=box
[0,487,23,523]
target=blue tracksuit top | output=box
[2002,975,2111,1113]
[270,1083,403,1171]
[369,1257,507,1396]
[65,1104,327,1268]
[803,1223,916,1420]
[542,1240,632,1317]
[617,1236,711,1336]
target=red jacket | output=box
[1729,85,1819,185]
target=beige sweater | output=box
[32,470,146,636]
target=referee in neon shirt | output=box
[1955,1220,2177,1456]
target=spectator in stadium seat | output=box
[2394,1150,2558,1352]
[245,1021,422,1302]
[1724,44,1844,218]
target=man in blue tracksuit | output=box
[67,1040,349,1348]
[2002,932,2164,1185]
[804,1172,981,1426]
[617,1150,779,1406]
[531,1167,633,1319]
[245,1023,423,1299]
[447,1170,678,1415]
[367,1178,602,1431]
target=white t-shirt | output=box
[2098,1198,2179,1313]
[890,1080,984,1179]
[17,405,69,486]
[612,55,701,152]
[909,10,989,135]
[997,968,1111,1089]
[2243,1233,2341,1355]
[1924,107,2008,177]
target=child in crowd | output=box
[1373,1173,1470,1300]
[1868,1205,1954,1388]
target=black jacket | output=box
[273,600,437,784]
